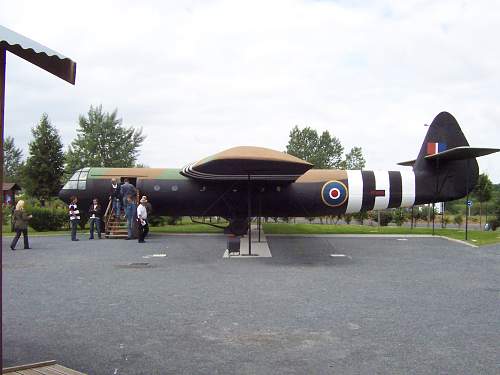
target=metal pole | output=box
[247,175,251,255]
[411,206,414,229]
[258,191,262,242]
[432,203,435,235]
[441,202,445,229]
[0,47,6,369]
[465,160,469,241]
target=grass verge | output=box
[262,223,500,246]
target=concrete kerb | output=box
[266,233,479,248]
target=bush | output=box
[353,211,368,225]
[373,211,392,226]
[344,214,352,224]
[28,206,68,231]
[442,215,451,228]
[392,208,407,226]
[165,216,181,225]
[148,215,166,227]
[454,214,463,228]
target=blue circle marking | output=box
[321,180,348,207]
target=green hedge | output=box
[28,206,68,231]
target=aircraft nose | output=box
[58,188,70,203]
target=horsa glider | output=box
[59,112,499,235]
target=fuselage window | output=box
[171,185,178,192]
[63,180,78,190]
[62,168,88,190]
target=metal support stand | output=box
[432,203,435,235]
[441,202,445,229]
[411,206,414,229]
[257,216,261,242]
[0,47,6,369]
[258,192,262,242]
[465,160,469,241]
[247,175,251,255]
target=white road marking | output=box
[330,254,352,259]
[142,254,167,258]
[397,238,408,241]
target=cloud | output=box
[2,0,499,181]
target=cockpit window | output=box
[62,168,89,190]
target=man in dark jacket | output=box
[109,178,122,217]
[88,198,102,239]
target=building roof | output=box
[0,24,76,84]
[3,182,21,191]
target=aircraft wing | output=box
[181,146,313,181]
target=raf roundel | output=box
[321,180,349,207]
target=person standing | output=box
[124,195,137,240]
[109,178,122,217]
[137,196,149,243]
[88,198,102,239]
[120,178,137,209]
[69,196,81,241]
[141,195,152,216]
[10,200,32,250]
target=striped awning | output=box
[0,24,76,84]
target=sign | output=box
[467,200,472,207]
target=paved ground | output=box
[2,234,499,375]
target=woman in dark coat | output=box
[10,200,32,250]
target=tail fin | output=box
[413,112,478,204]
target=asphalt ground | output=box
[2,234,499,375]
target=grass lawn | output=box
[3,222,499,246]
[263,223,500,246]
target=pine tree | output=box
[3,136,24,182]
[24,114,65,200]
[65,105,145,174]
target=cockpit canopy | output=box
[62,167,90,190]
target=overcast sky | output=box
[1,0,499,182]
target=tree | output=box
[3,136,24,182]
[340,146,366,170]
[65,105,145,173]
[23,114,65,201]
[473,173,493,230]
[286,126,343,168]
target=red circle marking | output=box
[329,188,340,200]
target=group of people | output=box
[68,178,151,243]
[9,178,152,250]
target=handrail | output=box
[104,197,112,234]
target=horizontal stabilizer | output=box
[397,159,416,167]
[424,146,500,162]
